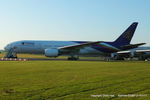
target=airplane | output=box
[4,22,145,60]
[115,46,150,60]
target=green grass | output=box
[0,61,150,100]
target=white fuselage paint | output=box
[4,40,106,57]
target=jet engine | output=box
[45,48,59,57]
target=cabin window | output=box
[21,42,34,46]
[22,42,24,45]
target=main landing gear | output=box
[68,55,79,60]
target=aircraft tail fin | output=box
[114,22,138,46]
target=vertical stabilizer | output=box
[114,22,138,46]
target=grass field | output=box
[0,61,150,100]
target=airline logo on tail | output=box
[124,31,132,41]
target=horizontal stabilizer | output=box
[120,43,146,50]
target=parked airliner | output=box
[4,22,145,60]
[115,46,150,60]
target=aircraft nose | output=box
[4,44,10,51]
[4,42,17,51]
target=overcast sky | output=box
[0,0,150,49]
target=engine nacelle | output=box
[45,48,59,57]
[130,50,135,57]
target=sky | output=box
[0,0,150,49]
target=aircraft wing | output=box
[120,43,146,50]
[118,49,150,54]
[135,50,150,53]
[117,51,131,54]
[116,48,150,58]
[58,41,101,50]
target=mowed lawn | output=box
[0,61,150,100]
